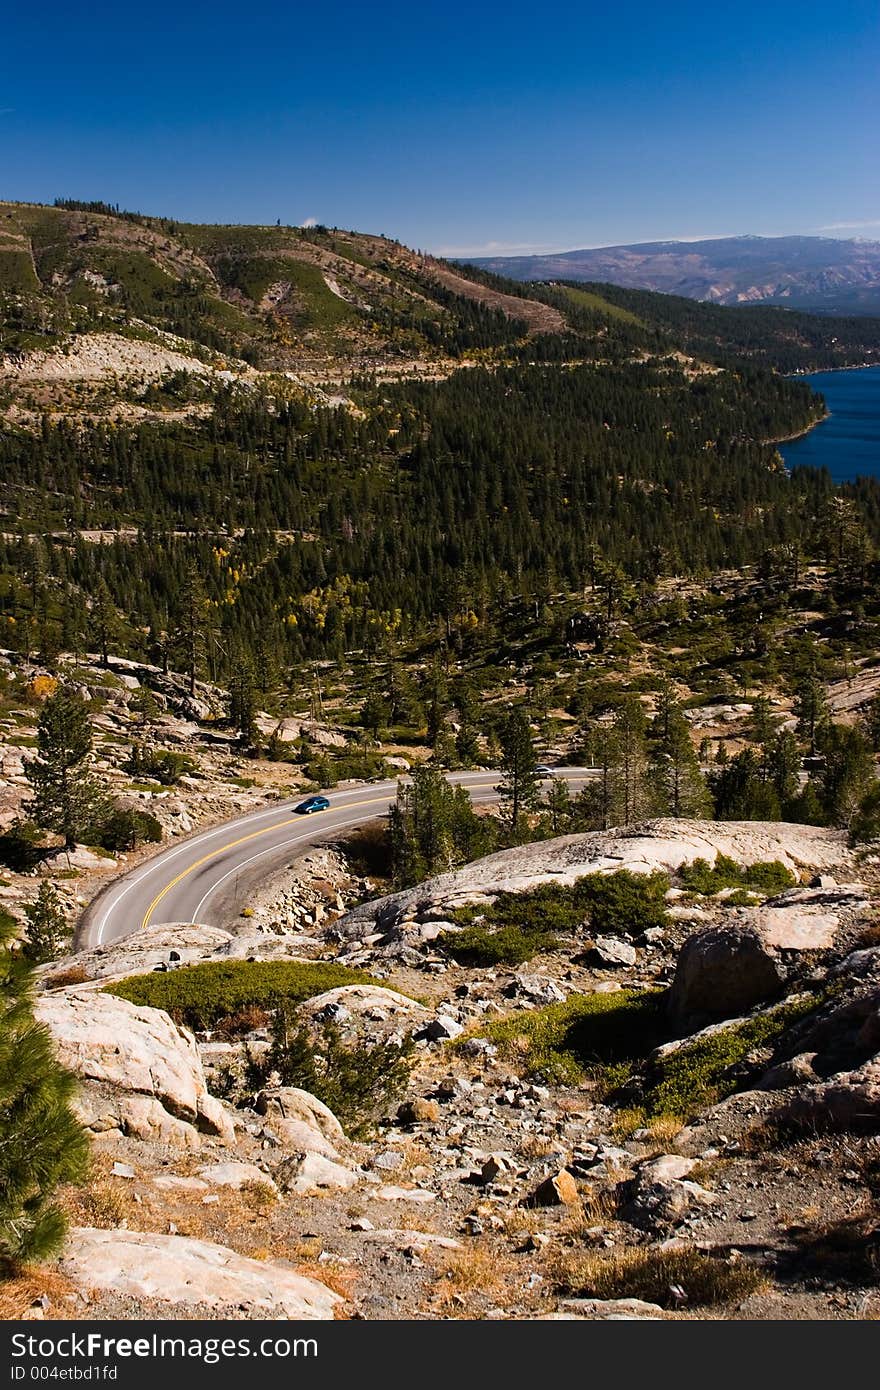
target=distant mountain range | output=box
[466,235,880,315]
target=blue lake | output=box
[780,366,880,482]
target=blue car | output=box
[293,795,331,815]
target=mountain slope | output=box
[467,234,880,314]
[0,199,557,388]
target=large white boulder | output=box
[35,988,234,1144]
[60,1228,341,1318]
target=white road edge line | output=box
[186,811,388,924]
[91,781,402,942]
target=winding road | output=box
[78,768,595,949]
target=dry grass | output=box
[293,1259,358,1303]
[237,1180,279,1214]
[45,965,91,989]
[430,1241,517,1315]
[559,1189,619,1236]
[0,1268,80,1321]
[551,1245,765,1308]
[853,921,880,951]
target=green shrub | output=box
[97,808,163,852]
[0,820,47,872]
[106,960,391,1031]
[453,870,669,943]
[125,744,196,786]
[680,855,795,897]
[470,988,667,1084]
[438,924,558,966]
[250,1009,414,1138]
[641,993,822,1123]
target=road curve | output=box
[78,769,596,950]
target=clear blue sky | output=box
[1,1,878,254]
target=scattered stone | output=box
[528,1169,579,1207]
[397,1098,441,1125]
[276,1153,359,1194]
[588,936,637,967]
[199,1163,279,1195]
[422,1015,464,1041]
[669,924,786,1021]
[375,1185,436,1203]
[35,989,234,1144]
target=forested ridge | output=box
[3,200,880,698]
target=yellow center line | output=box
[141,796,388,930]
[138,776,547,930]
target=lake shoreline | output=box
[790,361,880,377]
[765,411,830,447]
[780,365,880,483]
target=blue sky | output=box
[1,1,878,254]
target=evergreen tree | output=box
[0,908,89,1265]
[815,722,878,828]
[793,672,829,755]
[765,730,801,812]
[25,688,106,850]
[496,707,539,839]
[89,580,120,668]
[544,776,573,834]
[612,697,654,824]
[711,748,781,821]
[650,707,709,818]
[229,660,258,745]
[22,883,70,963]
[388,764,489,886]
[172,564,212,697]
[863,692,880,752]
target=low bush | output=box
[553,1245,762,1307]
[438,924,558,966]
[470,988,667,1084]
[640,993,822,1123]
[0,821,47,872]
[125,744,196,787]
[96,808,163,852]
[105,960,389,1031]
[250,1009,414,1138]
[680,855,795,897]
[452,870,669,942]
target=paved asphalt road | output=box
[78,768,596,949]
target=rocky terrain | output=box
[7,815,880,1322]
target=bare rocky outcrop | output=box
[60,1228,341,1318]
[34,988,235,1144]
[42,924,234,986]
[337,819,852,938]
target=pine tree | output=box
[613,697,654,824]
[25,688,106,850]
[389,764,454,886]
[229,660,258,745]
[793,672,829,755]
[173,565,212,697]
[544,776,573,834]
[0,909,89,1266]
[496,707,539,839]
[650,707,709,818]
[23,883,70,963]
[815,722,878,828]
[89,580,120,668]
